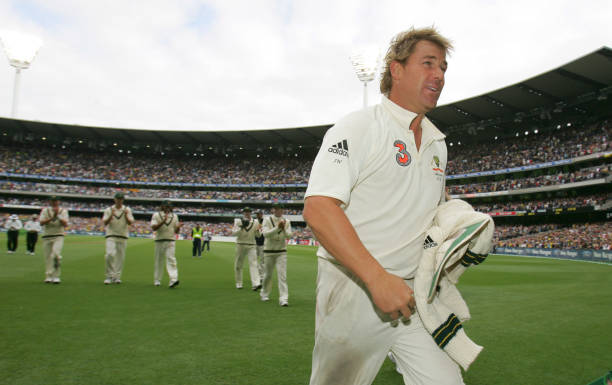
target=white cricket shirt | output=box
[39,207,69,238]
[151,212,179,241]
[103,205,134,238]
[262,215,293,252]
[232,218,260,245]
[305,95,447,279]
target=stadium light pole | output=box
[349,50,379,108]
[0,30,43,118]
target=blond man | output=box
[102,192,134,284]
[39,196,69,284]
[304,27,461,384]
[151,200,181,288]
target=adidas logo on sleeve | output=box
[328,139,349,157]
[423,235,438,249]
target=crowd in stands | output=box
[0,197,303,216]
[1,120,609,185]
[0,181,305,201]
[447,120,610,175]
[472,194,609,213]
[4,212,610,251]
[2,163,608,202]
[496,222,611,250]
[0,145,313,185]
[448,165,609,194]
[1,213,312,242]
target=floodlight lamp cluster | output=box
[0,30,43,69]
[349,52,378,83]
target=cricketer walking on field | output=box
[39,196,69,284]
[232,207,262,291]
[260,204,292,307]
[304,27,461,385]
[150,200,181,288]
[102,192,134,284]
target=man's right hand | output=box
[365,270,416,320]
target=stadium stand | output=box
[1,47,611,259]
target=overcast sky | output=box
[0,0,610,131]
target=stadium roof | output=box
[1,47,610,149]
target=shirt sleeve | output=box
[262,217,275,237]
[231,218,242,236]
[102,208,111,222]
[126,207,135,222]
[60,210,69,223]
[305,111,372,206]
[284,220,293,239]
[151,213,159,227]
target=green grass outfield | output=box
[0,234,611,385]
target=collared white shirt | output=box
[305,96,447,278]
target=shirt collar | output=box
[381,95,445,142]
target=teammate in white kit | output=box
[303,27,459,385]
[150,200,181,288]
[254,211,265,282]
[260,204,292,306]
[102,192,134,284]
[232,207,262,290]
[24,214,42,255]
[39,196,69,284]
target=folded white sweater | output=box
[414,199,495,371]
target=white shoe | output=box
[104,278,112,285]
[52,277,61,284]
[44,278,52,283]
[154,281,161,286]
[236,283,243,289]
[261,296,270,302]
[279,301,289,307]
[114,279,122,284]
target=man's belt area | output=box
[155,239,176,242]
[105,235,128,239]
[237,242,255,246]
[264,249,287,253]
[42,234,64,239]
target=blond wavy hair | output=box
[380,27,453,95]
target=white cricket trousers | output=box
[260,252,288,303]
[309,258,464,385]
[234,244,260,287]
[256,245,265,279]
[154,241,178,283]
[105,237,127,280]
[43,236,64,280]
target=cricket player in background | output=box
[102,192,134,284]
[151,200,181,288]
[24,214,42,255]
[303,27,458,384]
[39,196,69,284]
[260,204,292,306]
[255,211,265,282]
[232,207,261,290]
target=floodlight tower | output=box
[0,30,43,118]
[349,50,379,108]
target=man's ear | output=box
[390,60,403,81]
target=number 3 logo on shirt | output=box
[393,140,411,167]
